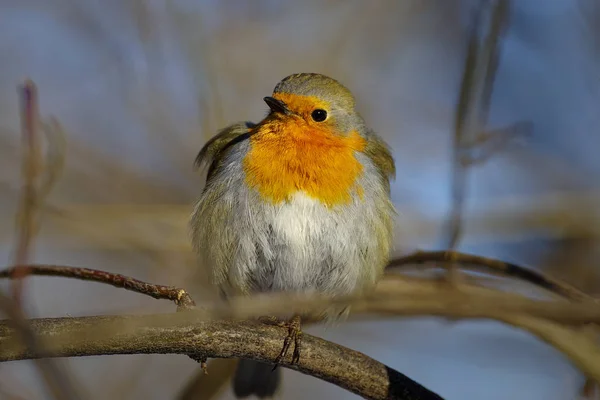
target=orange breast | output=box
[243,117,366,207]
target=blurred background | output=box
[0,0,599,399]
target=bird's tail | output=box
[232,359,281,398]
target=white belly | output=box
[247,192,371,295]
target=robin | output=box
[190,73,396,398]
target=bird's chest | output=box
[242,129,366,207]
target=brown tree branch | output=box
[0,265,196,310]
[1,268,600,397]
[389,250,592,301]
[0,314,444,400]
[1,255,599,399]
[1,283,600,395]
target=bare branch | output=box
[0,265,196,310]
[0,315,444,400]
[2,254,599,398]
[1,265,600,397]
[1,283,600,393]
[444,0,511,284]
[389,250,592,301]
[12,79,43,304]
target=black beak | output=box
[263,96,290,115]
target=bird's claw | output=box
[259,315,302,370]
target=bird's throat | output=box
[242,119,366,207]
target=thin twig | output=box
[11,80,43,304]
[0,265,196,310]
[37,117,67,202]
[444,0,510,284]
[389,250,592,301]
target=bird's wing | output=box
[363,131,396,192]
[194,121,256,182]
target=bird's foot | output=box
[258,315,302,369]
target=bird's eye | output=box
[311,109,328,122]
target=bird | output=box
[190,72,396,398]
